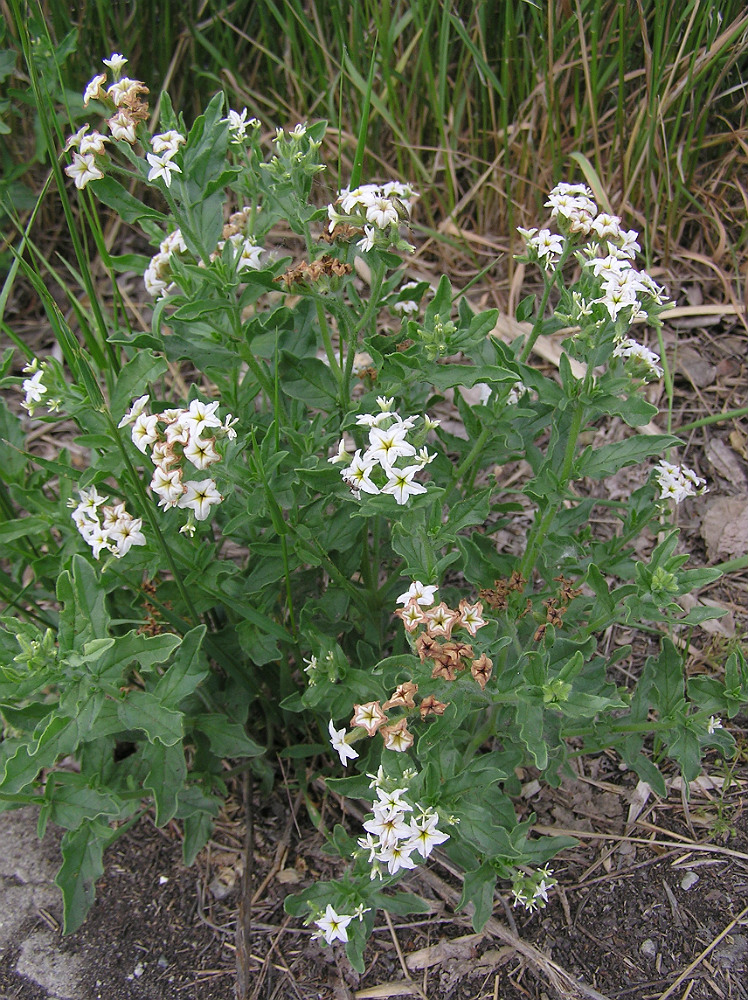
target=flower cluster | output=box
[511,866,557,912]
[395,581,492,687]
[69,486,146,560]
[212,206,264,271]
[65,53,151,190]
[518,182,668,324]
[326,181,419,253]
[65,54,188,193]
[118,395,236,534]
[612,337,663,381]
[329,397,438,505]
[143,228,187,297]
[356,769,449,880]
[654,460,708,504]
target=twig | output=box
[654,903,748,1000]
[383,909,429,1000]
[235,768,254,999]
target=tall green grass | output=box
[17,0,748,269]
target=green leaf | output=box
[372,891,432,917]
[0,516,49,543]
[110,350,168,420]
[193,715,264,759]
[116,691,184,746]
[95,631,181,682]
[459,863,497,931]
[515,700,548,769]
[143,740,187,827]
[577,434,680,479]
[647,639,684,719]
[56,821,109,934]
[280,355,339,407]
[182,810,214,866]
[42,774,121,831]
[57,556,109,653]
[93,176,167,225]
[153,626,208,708]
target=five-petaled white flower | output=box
[328,720,359,766]
[396,580,438,606]
[313,904,353,945]
[178,479,222,520]
[382,465,427,505]
[65,152,104,190]
[146,152,182,188]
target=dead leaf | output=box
[626,780,651,827]
[675,345,717,387]
[406,933,483,971]
[355,985,421,998]
[705,438,748,489]
[276,868,301,884]
[729,429,748,460]
[701,496,748,560]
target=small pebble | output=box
[680,871,699,890]
[640,938,657,959]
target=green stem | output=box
[519,397,585,580]
[675,405,748,435]
[519,243,574,364]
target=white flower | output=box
[529,229,564,261]
[102,53,128,75]
[146,152,182,188]
[363,805,410,848]
[328,720,359,766]
[64,125,91,152]
[707,716,723,735]
[183,399,222,436]
[109,516,146,556]
[357,225,376,252]
[396,581,438,607]
[237,240,263,271]
[328,438,352,464]
[151,130,186,155]
[108,111,137,143]
[612,338,663,380]
[654,460,707,503]
[83,74,107,106]
[178,479,222,520]
[313,905,353,945]
[222,108,256,143]
[367,425,416,468]
[341,450,380,496]
[107,77,139,107]
[118,394,150,428]
[404,813,449,859]
[151,467,184,509]
[78,131,109,156]
[366,197,399,229]
[131,412,160,453]
[65,152,104,190]
[21,370,47,413]
[381,465,427,505]
[376,841,418,875]
[183,435,220,470]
